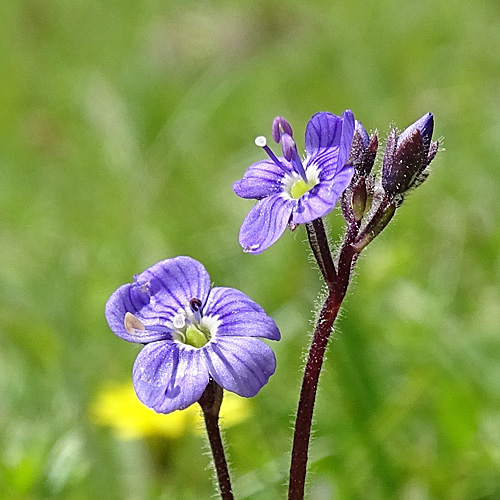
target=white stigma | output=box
[254,135,267,148]
[172,312,186,329]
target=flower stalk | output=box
[288,112,438,499]
[198,380,234,500]
[305,218,337,288]
[289,214,359,500]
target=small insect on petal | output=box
[124,312,146,335]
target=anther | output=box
[190,298,202,312]
[281,134,307,182]
[271,116,294,143]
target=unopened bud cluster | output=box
[343,112,439,252]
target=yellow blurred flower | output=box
[89,381,252,441]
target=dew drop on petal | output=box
[243,244,261,253]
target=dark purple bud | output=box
[271,116,294,143]
[355,120,370,148]
[348,119,378,176]
[397,112,434,149]
[382,113,438,196]
[351,177,368,221]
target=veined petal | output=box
[105,283,174,343]
[239,194,296,254]
[204,337,276,397]
[105,256,211,344]
[338,109,355,168]
[233,159,288,199]
[204,287,280,340]
[293,166,354,224]
[133,341,210,414]
[305,110,355,176]
[139,256,211,312]
[305,112,343,159]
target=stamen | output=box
[271,116,294,143]
[124,312,146,335]
[281,134,307,182]
[190,298,202,312]
[189,297,203,323]
[254,136,290,174]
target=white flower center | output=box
[170,306,220,349]
[282,162,320,199]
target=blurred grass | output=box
[1,0,500,498]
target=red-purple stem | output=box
[305,218,337,289]
[289,217,360,500]
[198,381,234,500]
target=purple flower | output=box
[105,256,280,414]
[233,111,355,254]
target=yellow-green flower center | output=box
[290,178,313,199]
[184,324,210,348]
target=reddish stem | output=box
[288,290,344,500]
[198,381,234,500]
[288,217,360,500]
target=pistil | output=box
[255,136,290,174]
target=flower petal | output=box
[305,110,355,173]
[105,283,173,343]
[204,337,276,397]
[105,256,211,343]
[239,194,296,254]
[233,159,288,199]
[293,165,354,224]
[305,112,343,159]
[133,341,210,414]
[204,287,280,340]
[140,256,211,310]
[338,109,355,168]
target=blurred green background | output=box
[1,0,500,498]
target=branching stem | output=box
[289,216,361,500]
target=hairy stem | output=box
[305,218,337,289]
[198,381,233,500]
[288,290,344,500]
[289,217,361,500]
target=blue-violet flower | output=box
[105,256,280,414]
[233,111,355,253]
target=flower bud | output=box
[382,112,438,196]
[348,120,378,176]
[351,177,368,221]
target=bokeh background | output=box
[1,0,500,499]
